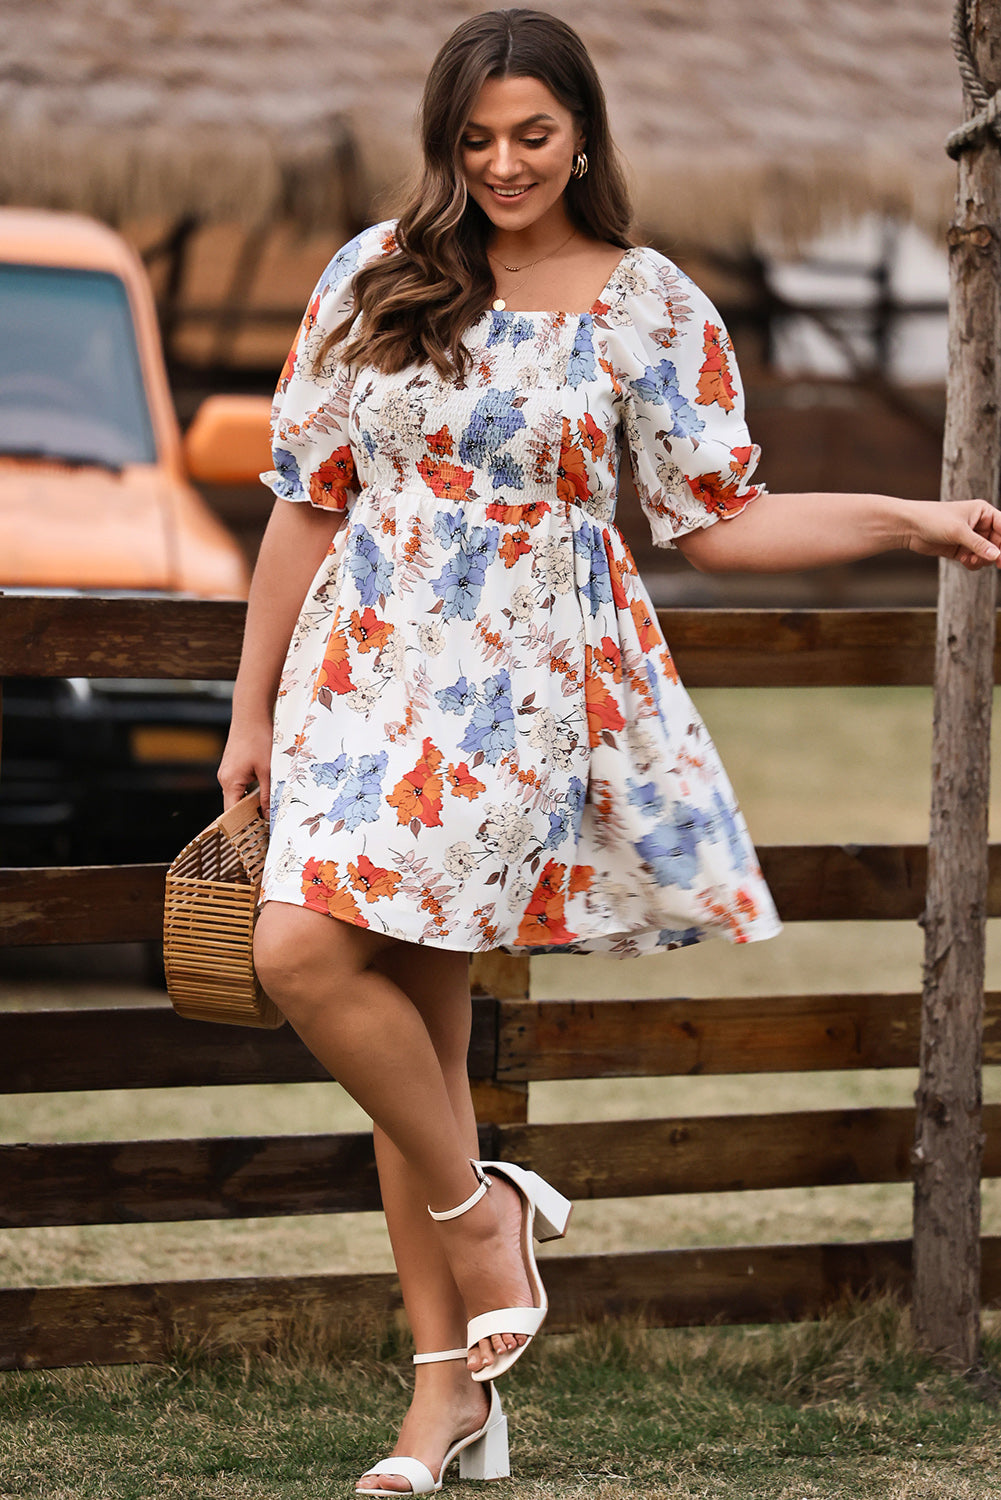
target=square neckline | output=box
[479,245,640,324]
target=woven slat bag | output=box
[163,790,284,1028]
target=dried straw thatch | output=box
[0,0,962,249]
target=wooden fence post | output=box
[913,0,1001,1365]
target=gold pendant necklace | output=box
[488,228,576,312]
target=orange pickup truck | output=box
[0,208,271,863]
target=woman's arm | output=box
[675,492,1001,575]
[218,499,346,813]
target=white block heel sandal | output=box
[428,1159,574,1384]
[355,1348,509,1496]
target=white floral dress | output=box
[259,221,781,956]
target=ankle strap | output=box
[412,1347,468,1364]
[427,1162,491,1222]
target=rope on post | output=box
[946,0,1001,157]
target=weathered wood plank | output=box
[3,595,1001,688]
[8,844,1001,946]
[6,1239,1001,1369]
[497,992,1001,1080]
[6,993,1001,1093]
[0,597,246,680]
[0,1001,497,1093]
[7,1107,1000,1229]
[0,865,167,945]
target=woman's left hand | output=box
[906,498,1001,570]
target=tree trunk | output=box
[913,0,1001,1366]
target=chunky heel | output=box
[356,1352,508,1493]
[524,1171,573,1242]
[459,1410,510,1481]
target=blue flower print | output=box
[459,669,515,764]
[485,314,534,350]
[271,447,303,500]
[574,523,613,616]
[269,779,287,824]
[634,360,705,437]
[433,509,466,550]
[709,789,750,871]
[459,389,527,467]
[312,750,388,831]
[432,549,487,621]
[463,524,500,569]
[346,525,393,607]
[636,807,706,889]
[435,675,478,715]
[543,807,570,851]
[658,926,702,948]
[627,778,664,818]
[567,775,587,839]
[510,317,534,349]
[317,236,364,293]
[490,453,524,491]
[566,321,596,388]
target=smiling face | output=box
[460,74,583,240]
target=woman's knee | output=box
[253,903,367,1019]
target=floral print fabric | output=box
[259,221,781,955]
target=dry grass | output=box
[2,1297,1000,1498]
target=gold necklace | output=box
[487,228,577,311]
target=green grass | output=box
[2,1300,1000,1498]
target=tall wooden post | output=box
[913,0,1001,1366]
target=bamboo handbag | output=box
[163,789,284,1027]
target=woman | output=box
[218,9,1001,1494]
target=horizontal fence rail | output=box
[4,596,1001,686]
[7,843,1001,946]
[5,996,1001,1095]
[5,1241,1001,1370]
[4,1107,1001,1229]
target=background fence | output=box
[2,594,1000,1371]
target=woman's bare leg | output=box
[253,902,533,1382]
[356,944,489,1492]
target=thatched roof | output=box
[0,0,962,249]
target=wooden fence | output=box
[1,594,1000,1371]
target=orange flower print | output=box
[347,854,403,904]
[696,321,737,411]
[486,500,550,528]
[446,760,486,800]
[556,418,589,506]
[387,737,444,828]
[515,859,577,946]
[576,412,606,459]
[659,645,679,684]
[301,856,369,926]
[598,356,622,395]
[498,529,532,568]
[349,607,394,654]
[313,624,354,701]
[569,864,594,896]
[417,454,475,501]
[687,469,750,517]
[628,598,662,653]
[426,424,454,457]
[309,445,355,509]
[593,635,623,682]
[585,668,626,747]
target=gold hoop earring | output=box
[571,151,589,180]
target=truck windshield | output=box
[0,264,157,467]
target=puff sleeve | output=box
[260,221,396,513]
[611,249,765,548]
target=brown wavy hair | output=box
[315,8,633,381]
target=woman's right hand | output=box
[217,716,274,818]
